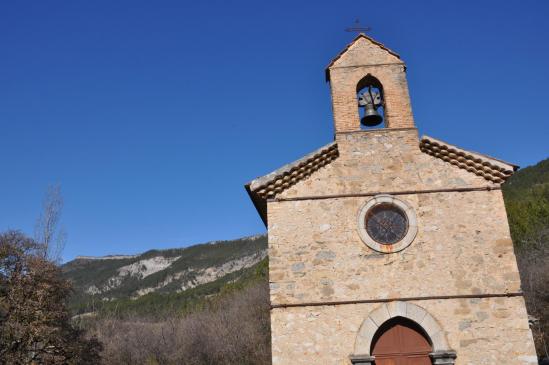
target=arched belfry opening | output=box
[371,317,432,365]
[357,74,385,129]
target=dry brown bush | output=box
[0,231,102,364]
[84,282,271,365]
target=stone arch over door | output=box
[349,301,457,365]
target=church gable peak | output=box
[325,34,402,81]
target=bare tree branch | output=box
[34,184,66,262]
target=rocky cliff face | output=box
[62,235,267,313]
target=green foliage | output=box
[503,157,549,358]
[503,158,549,247]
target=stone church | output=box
[246,35,537,364]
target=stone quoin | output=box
[245,34,537,365]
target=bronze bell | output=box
[358,86,383,127]
[361,104,383,127]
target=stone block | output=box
[387,301,407,318]
[355,317,378,354]
[420,313,442,338]
[429,330,449,352]
[406,302,427,324]
[368,304,390,327]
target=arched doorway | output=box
[371,317,432,365]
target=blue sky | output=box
[1,1,548,261]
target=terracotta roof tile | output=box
[247,142,339,199]
[245,142,339,226]
[420,135,518,184]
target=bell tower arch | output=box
[356,74,385,128]
[326,34,415,132]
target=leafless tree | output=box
[34,185,66,263]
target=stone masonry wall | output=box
[268,189,520,305]
[269,129,519,305]
[270,297,537,365]
[267,128,537,364]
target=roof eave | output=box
[245,183,268,227]
[245,142,339,226]
[422,135,518,170]
[420,135,518,184]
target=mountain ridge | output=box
[70,234,266,261]
[63,234,267,315]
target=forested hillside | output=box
[63,235,266,317]
[504,158,549,248]
[503,157,549,358]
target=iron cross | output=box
[345,18,371,33]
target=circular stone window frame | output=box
[357,194,418,254]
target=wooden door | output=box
[372,319,432,365]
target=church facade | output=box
[246,35,537,365]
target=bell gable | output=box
[325,34,402,80]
